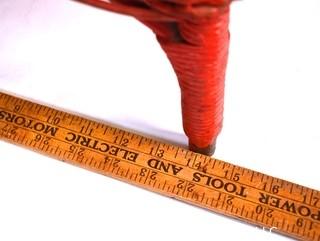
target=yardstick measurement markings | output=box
[0,92,319,241]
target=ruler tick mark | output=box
[138,137,143,147]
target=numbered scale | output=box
[0,91,319,240]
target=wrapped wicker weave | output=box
[76,0,232,155]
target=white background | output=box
[1,0,319,240]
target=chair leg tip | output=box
[189,141,216,156]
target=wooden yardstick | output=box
[0,91,319,240]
